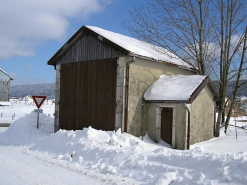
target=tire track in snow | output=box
[0,145,129,185]
[0,151,65,185]
[0,147,69,185]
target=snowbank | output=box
[1,113,247,184]
[0,112,53,146]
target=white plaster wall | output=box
[128,57,194,137]
[190,85,215,145]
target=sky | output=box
[0,0,145,86]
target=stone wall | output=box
[54,64,60,132]
[115,57,126,131]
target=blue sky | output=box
[0,0,145,86]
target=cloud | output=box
[25,65,34,70]
[0,0,112,59]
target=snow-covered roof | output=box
[47,26,193,68]
[144,74,207,102]
[86,26,190,68]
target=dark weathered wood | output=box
[59,59,117,131]
[161,108,173,145]
[57,34,120,65]
[59,63,72,130]
[0,123,10,127]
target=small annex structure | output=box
[0,68,13,105]
[144,74,219,149]
[47,25,219,150]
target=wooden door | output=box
[161,108,173,145]
[59,59,117,131]
[59,63,72,130]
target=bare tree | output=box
[224,26,247,133]
[124,0,247,136]
[213,0,247,136]
[124,0,216,75]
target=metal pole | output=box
[37,111,39,129]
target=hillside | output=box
[9,80,247,101]
[213,80,247,97]
[227,80,247,97]
[10,83,55,100]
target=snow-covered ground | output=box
[0,98,247,184]
[0,96,54,124]
[0,145,120,185]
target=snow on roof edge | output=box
[85,26,192,69]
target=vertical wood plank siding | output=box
[57,31,119,131]
[58,35,120,65]
[59,59,117,131]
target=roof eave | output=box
[189,76,220,103]
[130,53,195,72]
[47,26,85,66]
[207,78,220,101]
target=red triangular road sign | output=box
[32,95,47,109]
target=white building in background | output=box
[0,68,13,103]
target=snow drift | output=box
[1,113,247,184]
[0,112,54,145]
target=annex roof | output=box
[144,74,219,103]
[47,26,192,69]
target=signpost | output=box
[32,95,46,129]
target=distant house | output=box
[225,97,246,117]
[47,26,219,150]
[0,68,13,104]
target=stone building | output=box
[47,26,219,149]
[0,68,13,103]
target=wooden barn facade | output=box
[48,26,219,150]
[58,59,117,131]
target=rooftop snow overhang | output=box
[47,26,194,71]
[143,75,220,104]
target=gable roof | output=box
[144,74,219,103]
[47,26,192,69]
[0,68,13,80]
